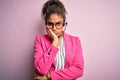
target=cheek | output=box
[52,28,63,35]
[58,28,63,33]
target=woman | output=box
[34,0,84,80]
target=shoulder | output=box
[34,34,52,44]
[64,32,82,46]
[35,34,49,40]
[64,32,80,41]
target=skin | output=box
[46,14,64,47]
[34,14,64,80]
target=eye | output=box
[56,23,62,26]
[47,22,53,26]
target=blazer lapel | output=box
[64,32,71,68]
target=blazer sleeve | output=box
[34,35,59,75]
[50,37,84,80]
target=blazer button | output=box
[48,52,50,55]
[48,50,51,55]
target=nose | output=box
[52,25,57,30]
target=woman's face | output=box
[46,14,64,37]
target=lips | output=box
[53,31,58,34]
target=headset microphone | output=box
[58,22,68,38]
[64,22,68,32]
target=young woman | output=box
[34,0,84,80]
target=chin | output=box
[57,34,63,38]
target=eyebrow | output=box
[47,21,63,23]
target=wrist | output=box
[46,72,51,80]
[52,41,58,47]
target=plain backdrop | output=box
[0,0,120,80]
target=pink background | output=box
[0,0,120,80]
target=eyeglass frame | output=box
[46,21,65,29]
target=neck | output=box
[58,34,63,38]
[58,32,64,38]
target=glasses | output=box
[46,21,64,29]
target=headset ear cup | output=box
[63,21,67,32]
[64,20,67,26]
[66,22,67,26]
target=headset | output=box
[58,21,68,38]
[63,22,68,32]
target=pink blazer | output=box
[34,32,84,80]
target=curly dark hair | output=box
[42,0,67,24]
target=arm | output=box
[50,37,84,80]
[34,28,60,76]
[34,35,59,75]
[34,71,50,80]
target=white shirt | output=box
[55,38,66,70]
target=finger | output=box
[34,76,43,80]
[46,28,51,35]
[34,76,38,80]
[47,28,53,38]
[49,29,55,36]
[34,75,38,78]
[47,30,51,38]
[48,28,53,33]
[34,73,40,77]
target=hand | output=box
[46,28,58,41]
[46,28,59,47]
[34,73,47,80]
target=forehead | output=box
[47,14,64,22]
